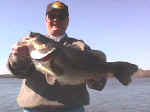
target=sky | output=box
[0,0,150,74]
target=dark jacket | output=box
[8,35,107,109]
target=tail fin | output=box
[110,62,138,85]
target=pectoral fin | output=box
[45,73,57,85]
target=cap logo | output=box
[52,1,64,9]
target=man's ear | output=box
[45,15,50,23]
[65,16,69,25]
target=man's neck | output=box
[47,33,66,42]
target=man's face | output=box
[46,11,69,36]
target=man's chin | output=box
[52,26,61,30]
[52,30,64,36]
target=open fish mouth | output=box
[30,47,56,60]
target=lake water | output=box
[0,78,150,112]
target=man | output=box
[8,1,107,112]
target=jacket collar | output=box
[47,33,67,42]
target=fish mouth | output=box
[30,48,56,61]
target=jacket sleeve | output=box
[7,52,35,79]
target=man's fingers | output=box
[11,43,30,57]
[72,41,85,51]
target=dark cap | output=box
[46,1,69,16]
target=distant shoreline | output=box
[0,74,17,78]
[0,69,150,79]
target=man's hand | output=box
[11,43,30,61]
[72,41,86,51]
[11,37,31,59]
[86,75,108,91]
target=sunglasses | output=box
[48,14,67,20]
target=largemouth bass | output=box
[18,32,138,86]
